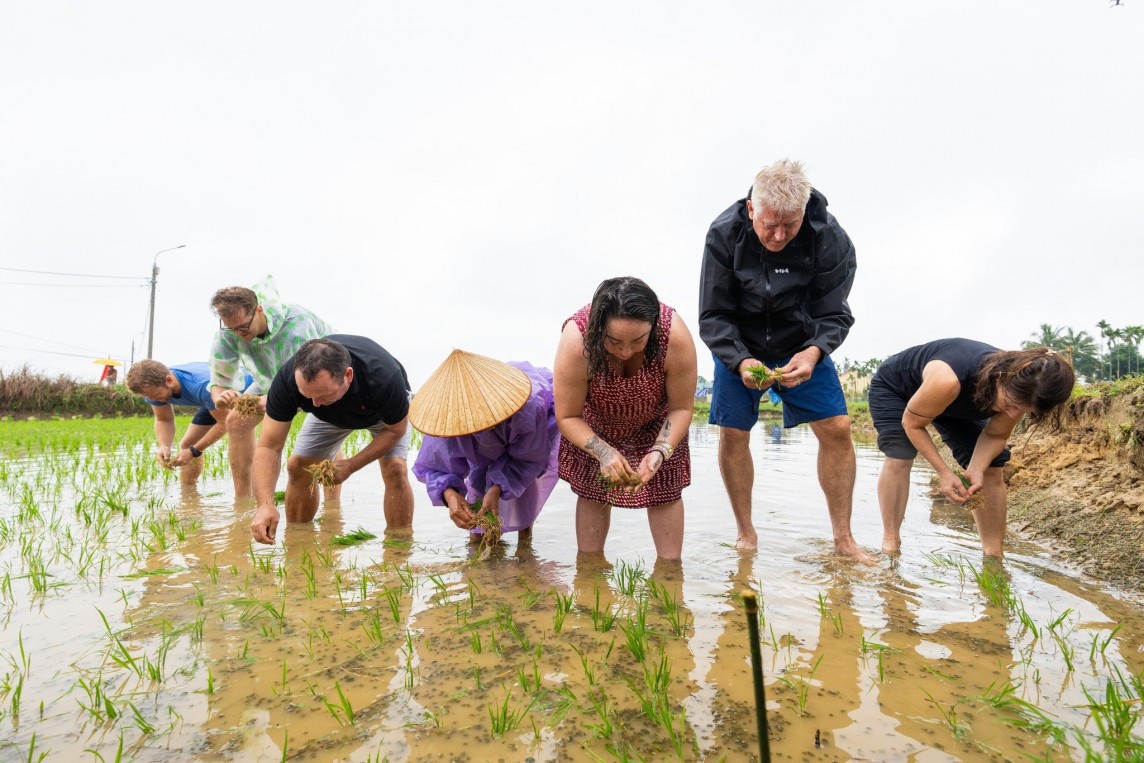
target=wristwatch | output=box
[188,444,203,458]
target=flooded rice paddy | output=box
[0,417,1142,761]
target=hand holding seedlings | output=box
[595,445,642,492]
[228,394,264,420]
[939,470,971,505]
[473,499,502,549]
[156,445,175,470]
[740,359,782,389]
[305,459,339,491]
[443,488,477,529]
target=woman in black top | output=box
[869,339,1074,558]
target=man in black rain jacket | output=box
[699,158,871,563]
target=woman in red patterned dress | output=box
[553,277,698,560]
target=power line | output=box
[0,329,111,356]
[0,345,122,361]
[0,281,147,288]
[0,266,148,280]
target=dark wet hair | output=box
[584,277,662,378]
[294,338,352,382]
[974,347,1075,428]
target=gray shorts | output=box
[291,414,411,461]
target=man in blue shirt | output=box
[127,360,252,489]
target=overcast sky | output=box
[2,1,1141,390]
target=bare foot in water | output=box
[836,539,877,566]
[736,530,758,550]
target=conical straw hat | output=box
[409,350,532,436]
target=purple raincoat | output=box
[413,361,560,533]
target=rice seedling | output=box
[620,616,649,662]
[1089,623,1122,662]
[647,579,690,638]
[519,580,548,609]
[1050,631,1076,673]
[322,681,356,726]
[394,563,416,592]
[488,686,532,736]
[128,702,156,735]
[553,590,574,634]
[471,502,502,557]
[426,572,449,601]
[583,686,615,739]
[229,394,263,420]
[971,562,1014,609]
[921,688,970,742]
[382,586,402,622]
[305,459,337,491]
[609,559,647,597]
[517,656,543,695]
[778,654,823,717]
[469,629,483,654]
[331,526,376,546]
[272,659,290,695]
[85,734,124,763]
[591,584,618,632]
[747,364,783,385]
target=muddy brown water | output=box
[0,422,1141,761]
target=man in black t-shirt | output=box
[250,335,414,544]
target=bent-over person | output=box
[250,335,414,544]
[127,360,252,488]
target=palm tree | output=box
[1059,327,1099,380]
[1024,323,1065,351]
[1123,325,1144,375]
[1097,319,1117,379]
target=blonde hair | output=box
[752,159,812,217]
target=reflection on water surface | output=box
[0,419,1140,760]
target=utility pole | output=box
[147,245,186,358]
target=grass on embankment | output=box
[2,366,155,419]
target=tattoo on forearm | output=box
[584,435,615,461]
[658,421,672,441]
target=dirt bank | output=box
[1004,384,1144,593]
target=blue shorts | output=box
[708,353,847,430]
[191,406,217,426]
[868,378,1010,468]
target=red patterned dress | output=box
[557,302,691,507]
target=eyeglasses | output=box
[220,311,257,334]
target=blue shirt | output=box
[145,363,252,409]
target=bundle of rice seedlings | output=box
[332,526,377,546]
[475,510,502,546]
[598,473,643,491]
[305,459,337,492]
[748,365,783,386]
[954,471,982,511]
[230,394,263,419]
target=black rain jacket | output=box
[698,188,856,373]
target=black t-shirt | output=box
[265,334,410,429]
[874,338,998,420]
